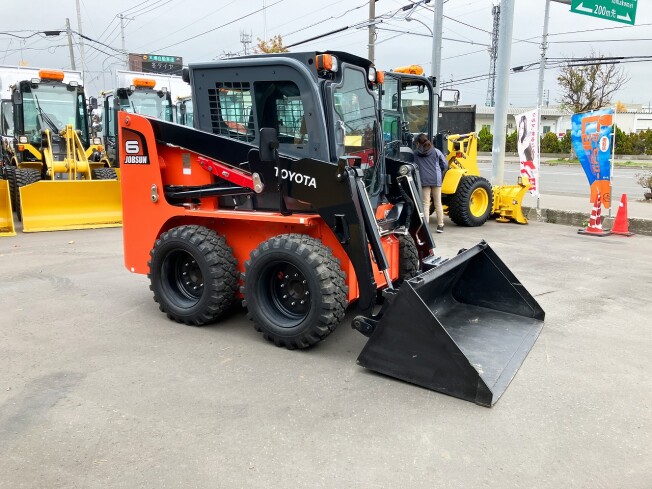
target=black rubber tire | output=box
[396,233,420,285]
[15,168,41,222]
[448,175,493,227]
[148,225,239,326]
[92,167,118,180]
[242,234,347,350]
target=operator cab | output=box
[187,51,384,206]
[10,70,91,162]
[380,67,434,163]
[116,77,174,121]
[100,77,174,165]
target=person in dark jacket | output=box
[413,133,448,232]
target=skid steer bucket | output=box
[356,242,544,407]
[0,179,15,236]
[19,180,122,232]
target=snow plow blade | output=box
[19,180,122,232]
[0,178,15,236]
[356,241,544,407]
[492,176,530,224]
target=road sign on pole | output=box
[570,0,637,25]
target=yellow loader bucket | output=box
[19,180,122,232]
[0,179,15,236]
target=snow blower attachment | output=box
[355,242,545,406]
[119,52,544,407]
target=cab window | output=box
[207,82,255,142]
[1,101,13,137]
[254,81,306,147]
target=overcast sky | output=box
[2,0,650,109]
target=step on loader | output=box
[0,66,121,233]
[119,52,544,406]
[0,166,15,236]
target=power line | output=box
[549,37,652,44]
[121,0,156,15]
[127,0,174,17]
[134,0,238,51]
[153,0,284,52]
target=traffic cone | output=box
[610,194,635,236]
[578,191,610,236]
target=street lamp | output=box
[405,16,433,36]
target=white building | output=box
[474,104,652,136]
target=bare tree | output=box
[556,52,629,113]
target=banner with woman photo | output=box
[515,109,540,196]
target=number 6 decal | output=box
[125,140,140,154]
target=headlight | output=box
[18,136,28,144]
[398,165,411,176]
[93,137,102,145]
[315,54,338,73]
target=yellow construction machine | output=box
[0,66,121,233]
[382,68,528,225]
[445,132,529,225]
[94,71,188,168]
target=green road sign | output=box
[571,0,637,25]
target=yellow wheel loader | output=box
[95,71,188,169]
[0,66,121,233]
[381,69,528,225]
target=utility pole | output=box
[537,1,571,107]
[368,0,376,63]
[66,18,76,70]
[118,14,127,69]
[537,0,551,108]
[75,0,86,82]
[490,0,515,186]
[431,0,443,134]
[485,3,500,107]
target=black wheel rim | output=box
[266,263,311,327]
[161,249,204,307]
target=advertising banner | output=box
[515,108,540,196]
[571,108,614,208]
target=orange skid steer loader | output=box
[119,52,544,406]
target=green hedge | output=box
[477,128,652,155]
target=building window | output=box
[543,125,551,134]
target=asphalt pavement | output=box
[1,222,650,488]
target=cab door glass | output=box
[401,82,431,136]
[381,76,399,111]
[254,81,307,156]
[1,101,14,137]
